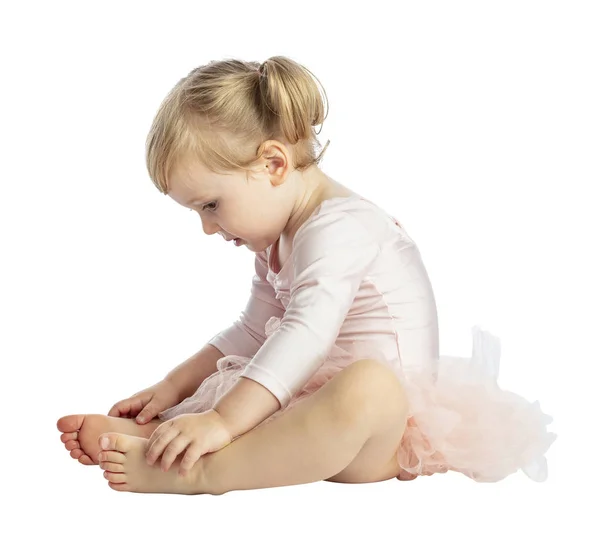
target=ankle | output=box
[197,454,225,496]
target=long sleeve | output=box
[208,251,285,358]
[240,210,380,408]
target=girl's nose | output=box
[201,217,220,236]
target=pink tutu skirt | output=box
[159,316,557,483]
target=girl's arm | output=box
[207,251,285,358]
[167,250,285,402]
[164,343,225,401]
[213,207,381,439]
[213,376,280,438]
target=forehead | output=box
[168,158,214,204]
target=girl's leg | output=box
[98,359,410,494]
[202,359,409,492]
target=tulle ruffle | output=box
[159,317,557,482]
[158,316,354,429]
[394,325,557,482]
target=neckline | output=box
[268,194,362,275]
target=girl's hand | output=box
[107,379,180,424]
[145,409,232,476]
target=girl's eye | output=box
[203,201,218,212]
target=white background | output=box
[2,0,598,549]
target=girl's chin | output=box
[235,238,253,250]
[233,238,270,253]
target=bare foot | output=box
[97,433,209,494]
[57,414,161,465]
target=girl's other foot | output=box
[57,414,161,465]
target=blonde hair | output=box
[145,56,331,195]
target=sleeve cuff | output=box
[240,365,293,409]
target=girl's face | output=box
[167,150,295,253]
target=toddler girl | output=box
[57,56,556,495]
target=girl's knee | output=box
[344,359,402,391]
[340,360,408,418]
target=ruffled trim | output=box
[158,316,354,421]
[394,326,557,482]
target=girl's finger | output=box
[179,442,204,477]
[128,398,146,418]
[107,403,121,417]
[145,421,167,450]
[145,425,180,466]
[136,402,159,424]
[108,401,130,417]
[160,435,190,473]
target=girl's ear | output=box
[261,140,291,185]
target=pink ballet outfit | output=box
[159,195,556,483]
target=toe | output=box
[104,471,127,484]
[98,450,126,464]
[70,449,94,465]
[98,432,133,454]
[100,461,125,473]
[108,482,130,492]
[70,448,84,459]
[65,440,80,451]
[60,432,78,443]
[57,414,85,433]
